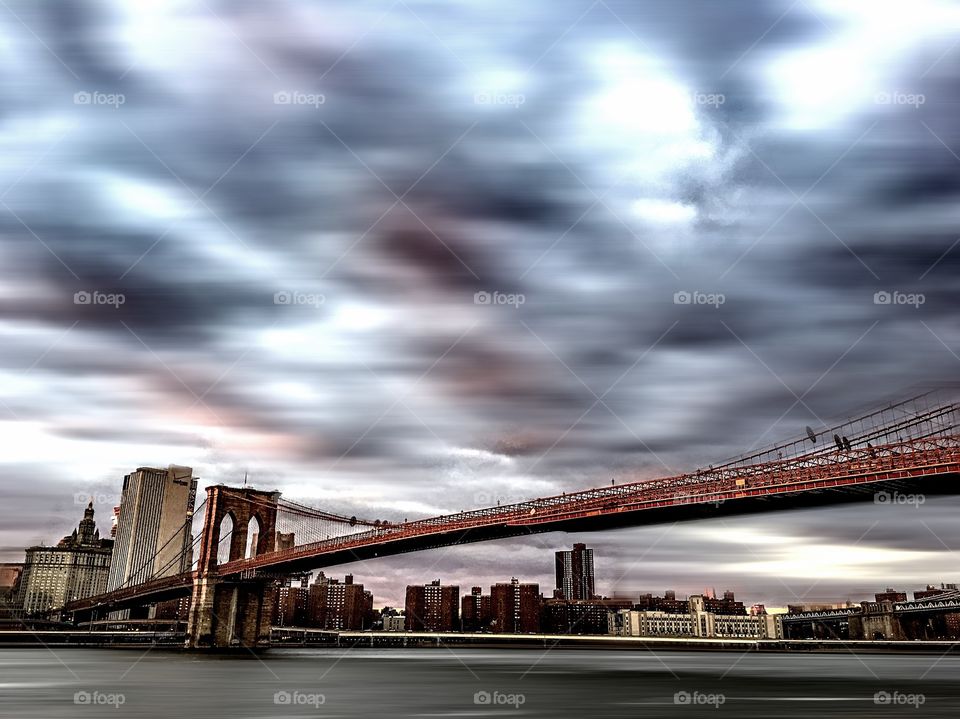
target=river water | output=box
[2,647,958,717]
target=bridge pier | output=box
[186,575,276,649]
[184,485,282,650]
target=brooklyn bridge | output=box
[56,393,960,648]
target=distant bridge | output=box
[58,392,960,648]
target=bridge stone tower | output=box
[186,485,281,649]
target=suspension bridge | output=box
[57,392,960,648]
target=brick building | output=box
[490,578,541,633]
[555,543,595,601]
[405,579,459,632]
[307,573,373,630]
[542,597,633,635]
[461,586,490,632]
[274,574,310,627]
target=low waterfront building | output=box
[610,608,695,637]
[608,594,779,639]
[0,563,23,601]
[382,613,406,632]
[543,597,634,635]
[0,563,24,618]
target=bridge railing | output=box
[703,393,960,475]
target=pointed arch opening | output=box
[216,513,235,566]
[245,515,263,558]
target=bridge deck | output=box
[61,431,960,615]
[220,435,960,575]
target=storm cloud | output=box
[2,0,960,608]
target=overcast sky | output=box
[2,0,960,608]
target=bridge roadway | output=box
[63,434,960,616]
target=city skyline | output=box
[11,414,960,604]
[7,491,959,613]
[3,1,960,715]
[4,0,960,618]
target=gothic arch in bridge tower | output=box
[244,515,263,558]
[194,485,281,574]
[216,513,235,566]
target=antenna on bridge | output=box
[805,426,817,444]
[243,472,248,487]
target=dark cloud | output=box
[1,0,959,607]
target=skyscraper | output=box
[106,465,198,592]
[17,502,113,614]
[555,543,595,601]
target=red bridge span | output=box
[59,393,960,648]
